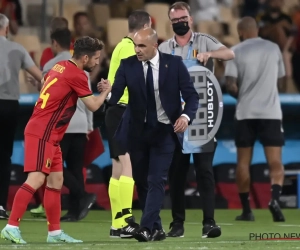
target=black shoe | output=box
[269,199,285,222]
[202,222,221,238]
[235,212,255,221]
[77,193,97,221]
[166,222,184,237]
[110,227,121,238]
[120,216,139,238]
[151,229,166,241]
[60,212,78,222]
[134,227,151,242]
[0,206,8,220]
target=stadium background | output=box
[4,0,300,212]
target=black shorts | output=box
[235,119,285,147]
[105,105,127,159]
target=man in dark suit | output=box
[99,28,199,242]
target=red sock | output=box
[8,183,36,227]
[44,186,61,231]
[39,181,46,206]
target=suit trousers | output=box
[60,133,87,214]
[0,100,19,209]
[168,142,217,225]
[130,122,177,232]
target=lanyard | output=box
[171,43,193,60]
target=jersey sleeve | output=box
[224,57,238,78]
[205,34,224,51]
[20,46,35,70]
[276,45,286,78]
[69,72,93,98]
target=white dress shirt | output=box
[143,50,190,124]
[142,51,170,124]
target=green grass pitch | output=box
[1,209,300,249]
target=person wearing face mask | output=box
[158,1,234,239]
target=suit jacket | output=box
[108,51,199,147]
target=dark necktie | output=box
[146,61,157,127]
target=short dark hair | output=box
[168,1,191,18]
[73,12,89,24]
[50,17,68,32]
[128,10,150,32]
[73,36,104,59]
[50,28,71,50]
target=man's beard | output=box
[83,66,93,72]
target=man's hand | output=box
[27,75,42,91]
[86,130,93,140]
[197,52,212,66]
[174,116,189,133]
[97,78,111,93]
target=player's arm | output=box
[225,76,238,98]
[19,45,43,90]
[80,90,111,112]
[224,59,239,98]
[205,35,235,61]
[277,45,287,93]
[26,65,43,82]
[70,73,111,112]
[20,46,43,82]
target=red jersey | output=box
[40,40,74,69]
[25,60,93,144]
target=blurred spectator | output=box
[144,0,188,4]
[11,0,21,26]
[149,16,164,45]
[190,0,233,23]
[0,0,18,34]
[39,17,70,69]
[257,0,296,51]
[242,0,266,18]
[73,12,98,40]
[72,12,109,86]
[92,0,109,2]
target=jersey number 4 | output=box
[37,76,58,109]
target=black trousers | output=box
[60,133,87,214]
[168,142,217,225]
[0,100,19,209]
[131,123,177,231]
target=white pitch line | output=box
[277,224,300,227]
[4,240,299,246]
[22,219,235,226]
[0,241,298,250]
[185,223,233,226]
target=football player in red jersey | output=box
[1,37,111,244]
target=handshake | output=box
[97,78,112,94]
